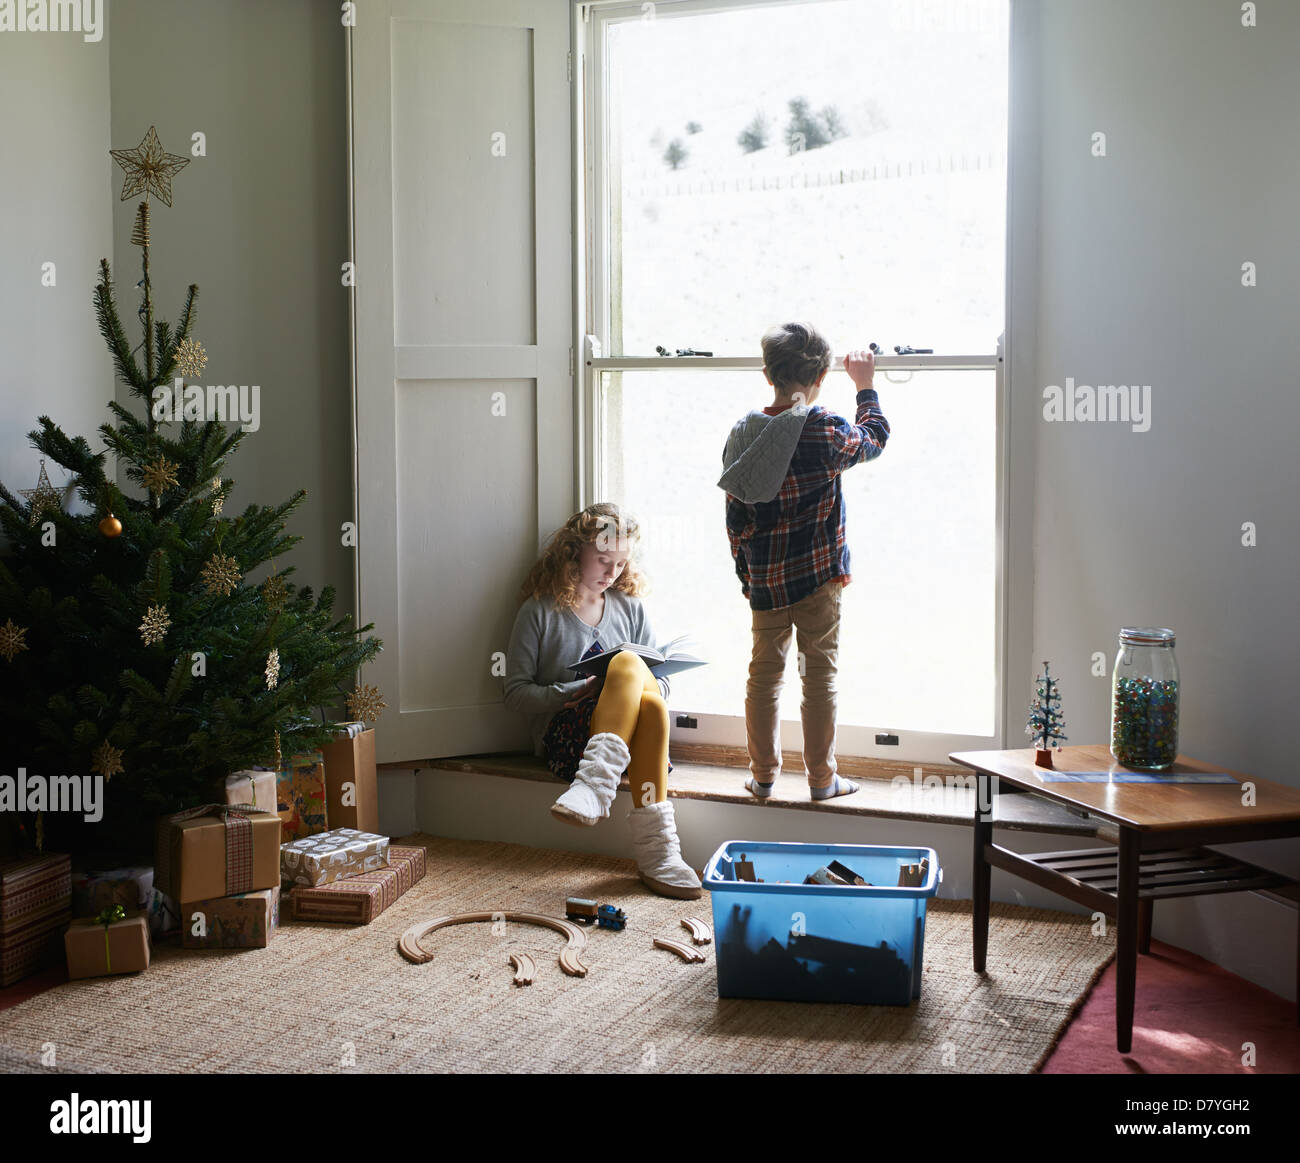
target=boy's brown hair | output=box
[761,321,833,393]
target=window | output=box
[583,0,1010,763]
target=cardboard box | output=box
[280,828,389,888]
[290,844,425,924]
[1,853,71,987]
[224,770,277,814]
[156,808,282,904]
[64,910,151,979]
[321,725,378,834]
[181,886,280,949]
[276,751,328,842]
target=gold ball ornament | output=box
[99,513,123,537]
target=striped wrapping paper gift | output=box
[289,845,427,924]
[1,853,72,986]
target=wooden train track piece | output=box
[398,911,589,977]
[508,952,537,986]
[653,936,707,963]
[680,916,713,945]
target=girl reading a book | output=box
[504,503,701,899]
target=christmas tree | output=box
[1024,660,1068,753]
[0,127,382,860]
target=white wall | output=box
[0,24,113,516]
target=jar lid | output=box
[1119,626,1175,646]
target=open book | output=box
[569,633,706,680]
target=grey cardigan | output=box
[504,588,671,756]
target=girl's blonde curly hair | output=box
[517,502,650,611]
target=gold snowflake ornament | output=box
[265,648,280,690]
[346,683,387,724]
[261,572,288,611]
[199,552,241,597]
[175,337,207,378]
[19,459,62,526]
[141,455,180,496]
[139,604,170,646]
[110,126,191,208]
[0,618,29,663]
[91,739,125,781]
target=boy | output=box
[717,321,890,801]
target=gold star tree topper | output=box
[110,127,190,207]
[19,459,62,526]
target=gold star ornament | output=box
[346,683,387,724]
[19,459,62,526]
[110,126,190,207]
[0,619,29,662]
[91,739,125,780]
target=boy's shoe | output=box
[810,774,859,801]
[745,777,775,799]
[627,800,703,899]
[551,732,628,826]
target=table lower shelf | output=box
[986,843,1296,914]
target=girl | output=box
[503,503,701,900]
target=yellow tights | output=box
[588,650,668,806]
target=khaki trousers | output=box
[745,577,842,788]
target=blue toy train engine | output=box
[565,897,627,931]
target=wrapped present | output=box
[64,906,151,979]
[280,828,389,888]
[321,723,378,834]
[71,866,154,919]
[223,769,277,814]
[155,805,281,904]
[181,886,280,949]
[276,751,328,842]
[1,852,72,987]
[146,886,180,937]
[291,844,426,924]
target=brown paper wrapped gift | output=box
[290,844,426,924]
[155,805,281,904]
[181,886,280,949]
[321,723,378,833]
[1,853,71,986]
[64,908,151,979]
[223,770,277,814]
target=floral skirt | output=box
[541,696,674,782]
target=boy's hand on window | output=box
[844,349,875,388]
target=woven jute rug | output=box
[0,833,1114,1074]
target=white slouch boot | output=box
[551,731,629,826]
[627,799,702,899]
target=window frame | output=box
[572,0,1021,765]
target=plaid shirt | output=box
[724,387,890,611]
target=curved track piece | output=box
[398,911,589,977]
[680,916,713,945]
[508,952,536,986]
[653,936,706,963]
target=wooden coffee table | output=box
[949,745,1300,1053]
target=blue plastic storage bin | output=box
[702,841,942,1006]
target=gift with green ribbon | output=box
[65,904,150,980]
